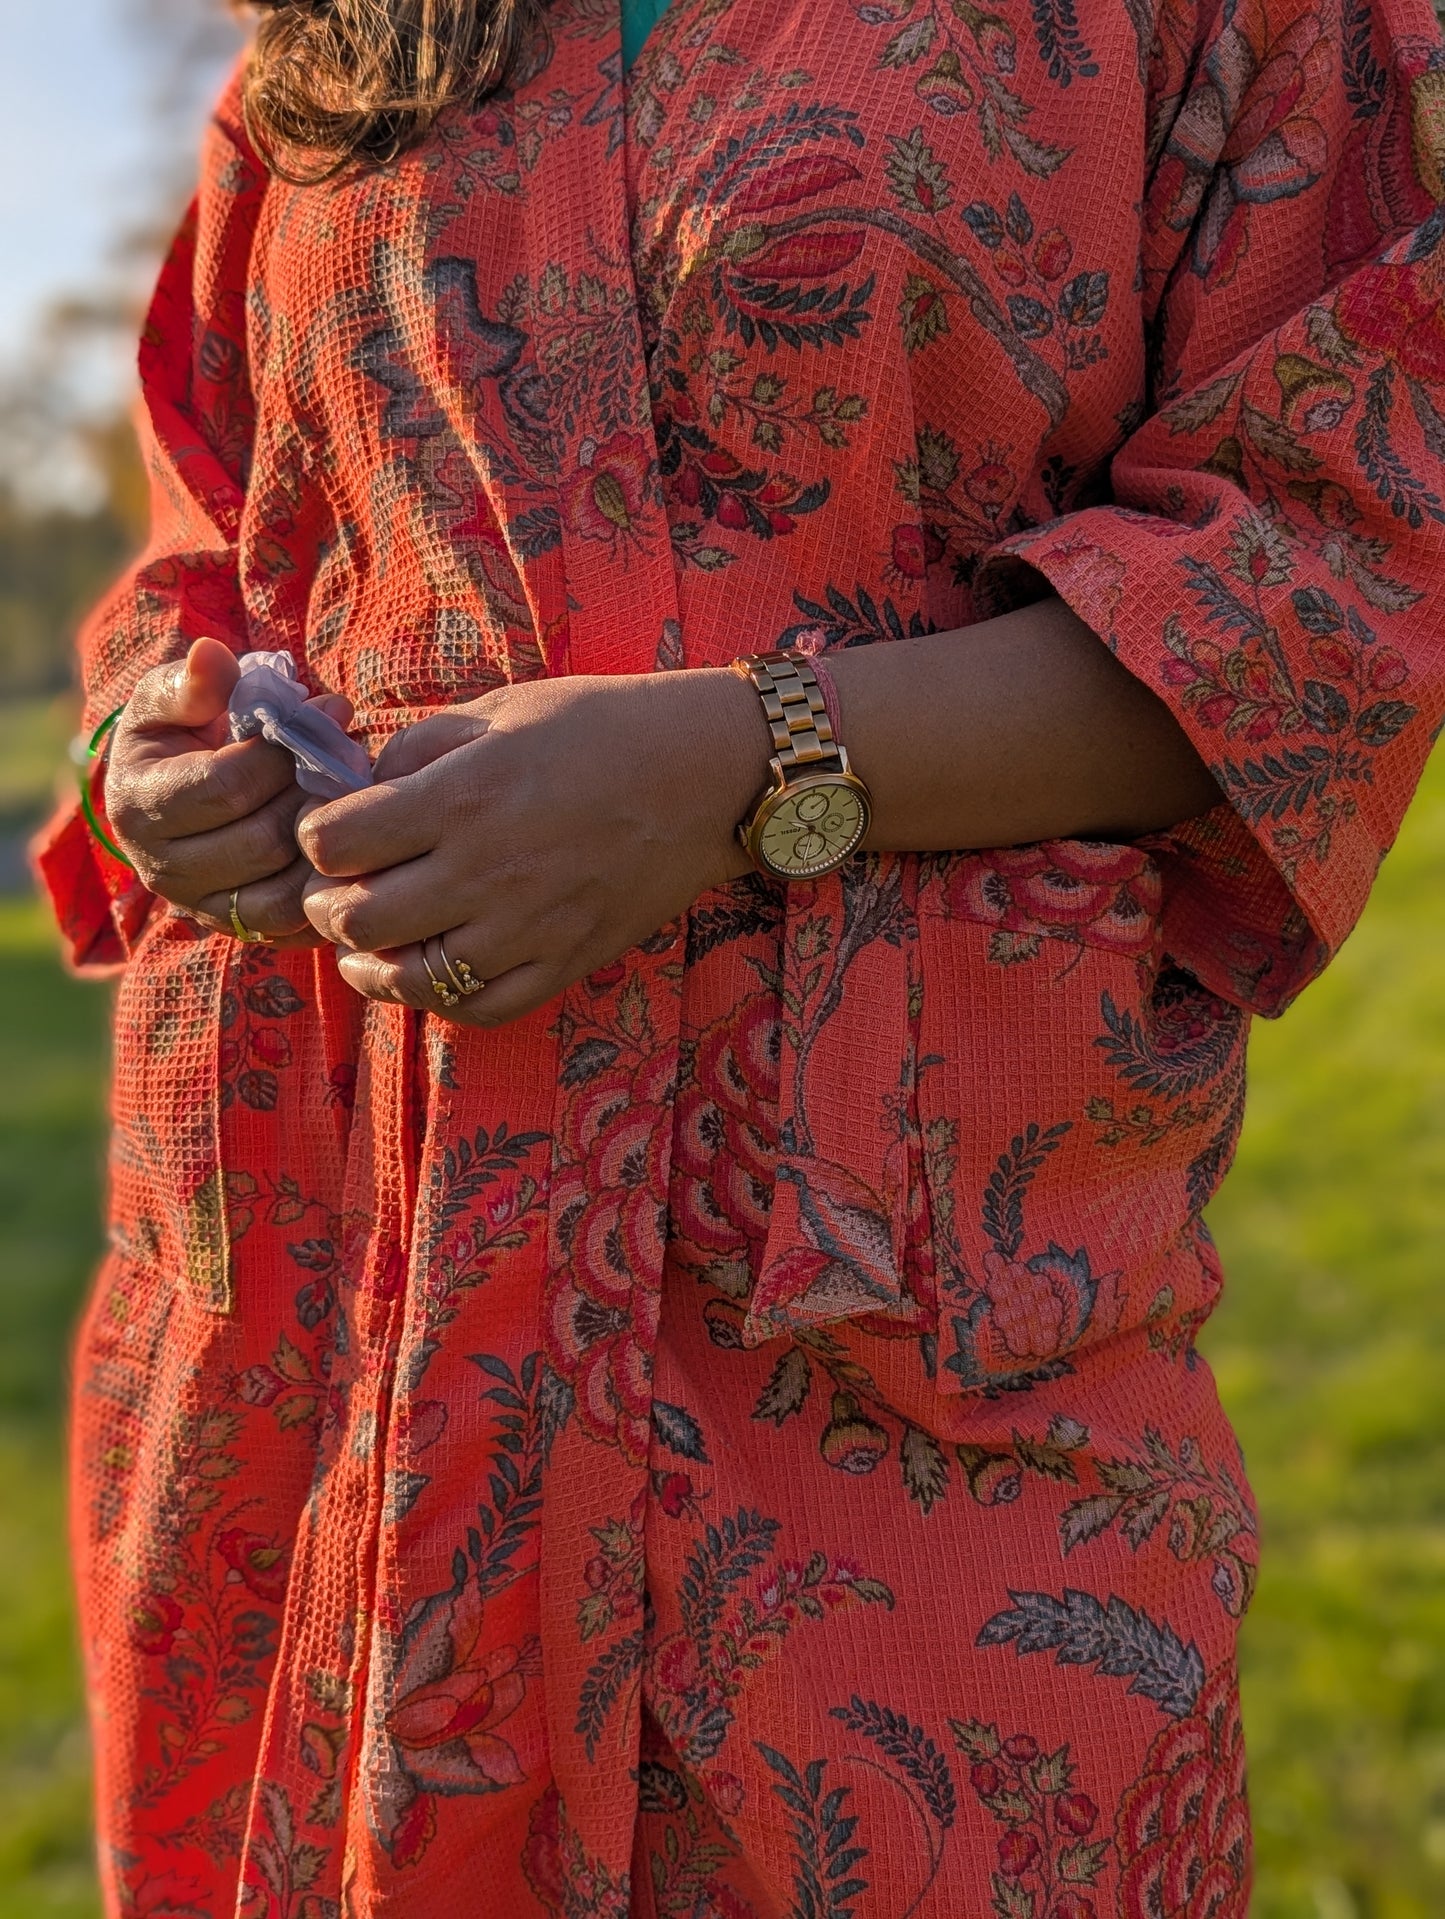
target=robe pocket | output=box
[913,841,1249,1396]
[109,908,232,1313]
[743,842,1244,1389]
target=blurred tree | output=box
[0,0,244,700]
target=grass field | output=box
[0,755,1442,1915]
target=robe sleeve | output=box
[975,0,1445,1015]
[31,71,265,971]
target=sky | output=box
[0,0,238,369]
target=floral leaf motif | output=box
[1302,679,1352,733]
[431,1123,549,1246]
[1059,1427,1257,1614]
[829,1696,958,1827]
[244,976,305,1019]
[757,1745,870,1919]
[559,1037,622,1088]
[1119,1487,1172,1548]
[652,1399,711,1463]
[1341,0,1388,115]
[463,1351,549,1593]
[1291,583,1344,632]
[1008,293,1055,339]
[1356,364,1445,529]
[1163,368,1245,435]
[237,1069,279,1113]
[1405,372,1445,464]
[885,126,954,214]
[1059,269,1108,327]
[1305,301,1362,367]
[1179,556,1271,642]
[949,1717,1002,1762]
[677,1508,781,1653]
[981,1121,1071,1259]
[999,118,1071,179]
[991,1874,1034,1916]
[576,1628,645,1762]
[753,1347,814,1426]
[787,581,931,650]
[976,1587,1205,1719]
[900,274,950,353]
[1030,0,1099,85]
[685,880,785,965]
[1219,745,1334,825]
[962,200,1007,249]
[900,1425,950,1513]
[1058,1495,1126,1556]
[1011,1428,1080,1483]
[883,13,937,66]
[988,930,1043,966]
[730,152,866,213]
[1354,698,1415,745]
[1241,401,1321,474]
[724,265,877,355]
[1058,1838,1111,1883]
[773,1158,901,1313]
[1093,970,1240,1100]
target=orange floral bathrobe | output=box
[36,0,1445,1909]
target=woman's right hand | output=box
[104,636,349,946]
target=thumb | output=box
[372,708,486,783]
[309,691,356,729]
[129,636,241,733]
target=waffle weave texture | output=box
[33,0,1445,1910]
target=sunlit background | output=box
[1,5,1443,1916]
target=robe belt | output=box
[169,845,920,1901]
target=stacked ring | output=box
[422,935,486,1009]
[440,936,484,997]
[229,889,269,944]
[422,941,460,1008]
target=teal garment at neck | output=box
[621,0,672,72]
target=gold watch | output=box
[730,648,873,880]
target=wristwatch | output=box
[730,648,873,879]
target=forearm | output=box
[699,595,1222,870]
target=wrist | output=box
[661,667,772,885]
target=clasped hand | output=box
[299,671,759,1028]
[298,668,761,1027]
[106,638,764,1025]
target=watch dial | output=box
[758,781,867,876]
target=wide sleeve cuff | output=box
[30,791,154,974]
[974,477,1438,1017]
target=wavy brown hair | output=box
[242,0,543,180]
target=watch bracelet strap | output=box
[809,654,843,747]
[730,648,844,773]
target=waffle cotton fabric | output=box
[33,0,1445,1909]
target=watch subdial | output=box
[759,782,867,875]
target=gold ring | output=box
[438,935,484,997]
[422,938,460,1009]
[229,889,268,944]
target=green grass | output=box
[1205,749,1445,1918]
[0,756,1442,1916]
[0,696,78,827]
[0,896,110,1917]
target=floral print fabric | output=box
[34,0,1445,1909]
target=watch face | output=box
[757,778,868,877]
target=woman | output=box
[38,0,1445,1908]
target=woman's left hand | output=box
[298,670,766,1026]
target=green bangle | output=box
[77,706,135,870]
